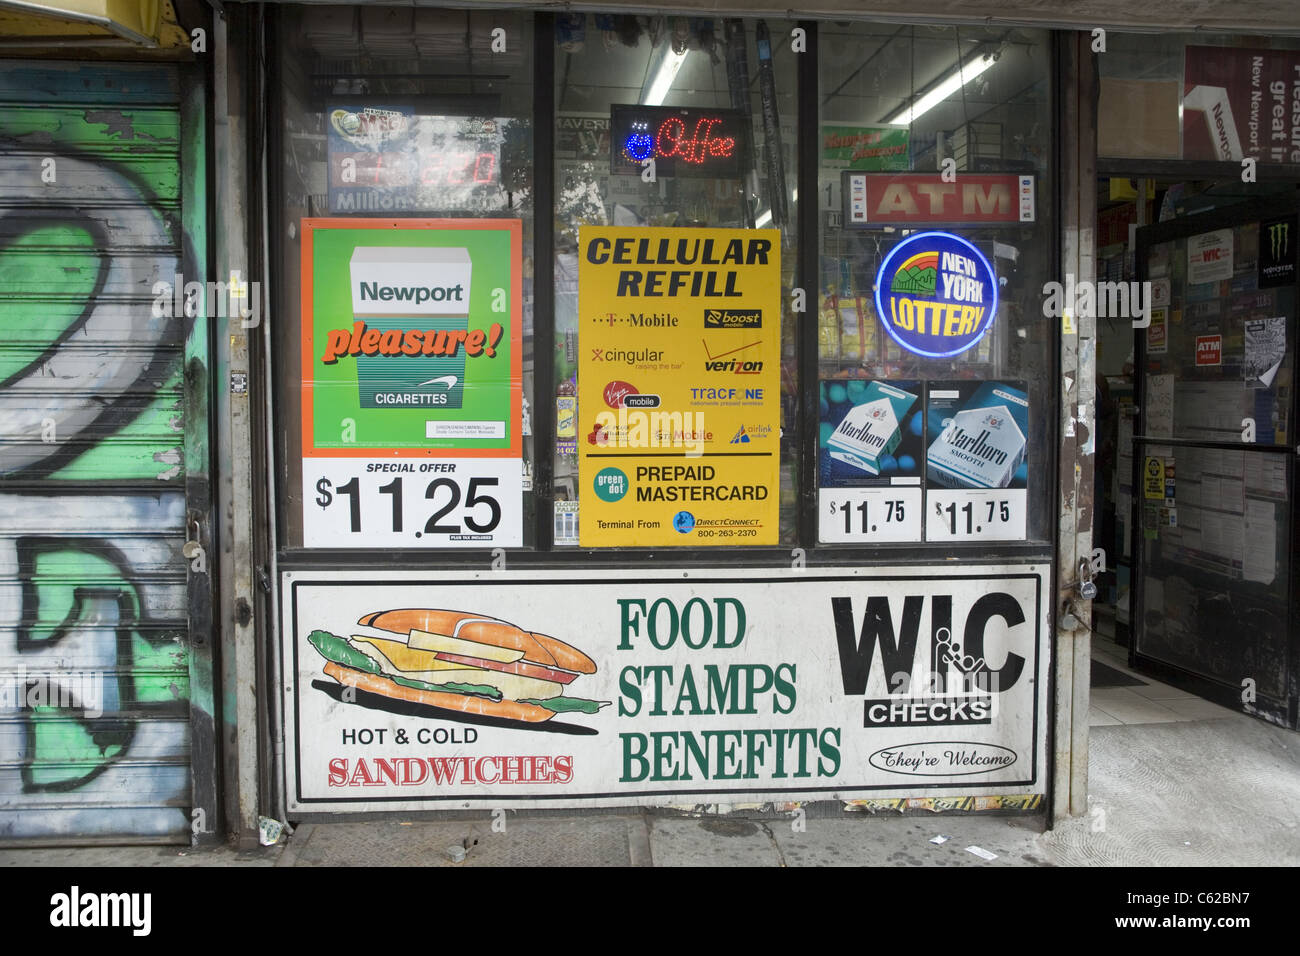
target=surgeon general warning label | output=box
[578,227,782,547]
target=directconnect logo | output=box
[875,231,998,359]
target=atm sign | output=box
[845,172,1035,226]
[1195,335,1222,366]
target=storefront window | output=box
[1098,34,1300,162]
[552,15,800,546]
[817,24,1055,545]
[276,6,536,549]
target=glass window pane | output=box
[276,7,536,548]
[818,24,1055,545]
[552,15,800,546]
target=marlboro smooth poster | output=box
[1183,46,1300,163]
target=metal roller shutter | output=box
[0,61,196,843]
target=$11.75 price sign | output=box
[925,488,1026,542]
[818,488,923,543]
[302,458,522,548]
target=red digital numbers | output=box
[332,151,498,190]
[421,152,497,186]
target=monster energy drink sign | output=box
[1259,215,1297,289]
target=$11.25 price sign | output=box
[302,458,522,547]
[818,488,923,543]
[925,488,1026,542]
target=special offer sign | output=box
[281,565,1050,811]
[577,227,782,547]
[300,219,523,547]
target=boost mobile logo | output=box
[1269,221,1290,260]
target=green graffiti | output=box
[18,539,189,793]
[24,709,130,790]
[0,226,100,383]
[50,366,186,481]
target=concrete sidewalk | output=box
[1,710,1295,867]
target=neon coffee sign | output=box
[609,105,746,179]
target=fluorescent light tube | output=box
[643,49,688,106]
[885,53,997,126]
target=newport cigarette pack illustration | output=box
[302,219,521,458]
[926,381,1029,490]
[349,246,473,409]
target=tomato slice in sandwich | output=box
[430,651,579,685]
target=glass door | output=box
[1133,196,1299,729]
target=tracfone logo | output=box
[50,886,151,936]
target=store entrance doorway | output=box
[1092,178,1299,730]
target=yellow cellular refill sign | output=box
[579,226,781,546]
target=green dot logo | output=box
[593,467,628,502]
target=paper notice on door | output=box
[1187,228,1234,284]
[1146,373,1175,436]
[1245,454,1288,499]
[1244,316,1286,389]
[1243,498,1277,584]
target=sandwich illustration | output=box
[308,608,606,724]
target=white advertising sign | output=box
[303,457,523,547]
[1187,228,1234,284]
[925,488,1028,542]
[818,488,923,543]
[282,565,1049,811]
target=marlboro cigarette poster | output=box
[577,226,782,547]
[924,381,1029,542]
[300,219,524,548]
[817,379,924,544]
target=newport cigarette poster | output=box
[300,219,523,548]
[577,226,782,547]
